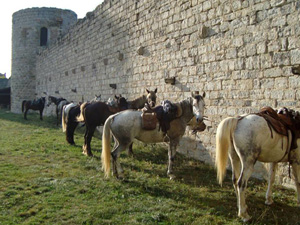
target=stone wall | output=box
[34,0,300,187]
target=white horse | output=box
[215,109,300,222]
[101,93,206,179]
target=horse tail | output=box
[62,105,68,132]
[101,114,114,178]
[215,117,239,186]
[76,102,88,122]
[22,100,26,112]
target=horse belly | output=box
[257,133,290,162]
[136,127,165,143]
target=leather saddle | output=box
[256,106,298,150]
[141,112,158,130]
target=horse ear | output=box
[202,92,206,98]
[115,95,118,99]
[146,89,150,94]
[154,88,157,93]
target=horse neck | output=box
[49,96,57,105]
[129,95,146,109]
[179,99,194,123]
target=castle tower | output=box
[11,7,77,113]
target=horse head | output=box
[92,94,101,102]
[146,88,157,107]
[115,95,128,110]
[41,97,46,106]
[106,97,117,107]
[191,92,206,123]
[47,96,55,106]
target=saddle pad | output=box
[141,112,158,130]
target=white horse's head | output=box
[191,92,206,123]
[106,97,117,107]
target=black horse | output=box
[47,96,70,126]
[22,97,46,120]
[76,96,128,156]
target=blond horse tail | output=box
[62,105,67,132]
[215,117,239,185]
[76,102,88,122]
[101,115,114,178]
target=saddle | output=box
[141,101,179,132]
[256,106,298,150]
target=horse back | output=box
[84,101,112,126]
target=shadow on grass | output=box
[120,142,300,224]
[0,109,61,130]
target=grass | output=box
[0,109,299,225]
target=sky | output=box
[0,0,104,79]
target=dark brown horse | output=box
[22,97,46,120]
[61,95,103,145]
[128,88,157,109]
[76,96,129,156]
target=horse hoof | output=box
[265,199,273,205]
[168,174,176,180]
[239,213,251,223]
[82,150,93,157]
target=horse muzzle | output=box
[195,114,203,123]
[149,101,155,108]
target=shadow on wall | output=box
[178,131,270,182]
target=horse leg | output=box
[39,109,43,120]
[86,125,96,156]
[291,163,300,205]
[229,147,241,198]
[56,108,59,125]
[127,143,134,157]
[167,138,179,180]
[67,122,78,145]
[265,162,278,205]
[236,158,255,222]
[82,125,95,156]
[24,109,29,120]
[82,128,89,154]
[111,143,127,179]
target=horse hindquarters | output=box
[215,117,239,185]
[216,117,252,222]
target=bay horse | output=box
[21,97,46,120]
[47,96,70,126]
[76,95,129,156]
[215,108,300,222]
[128,88,157,109]
[101,93,206,179]
[61,95,103,145]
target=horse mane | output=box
[176,98,193,118]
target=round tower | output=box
[11,7,77,113]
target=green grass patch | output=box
[0,109,299,224]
